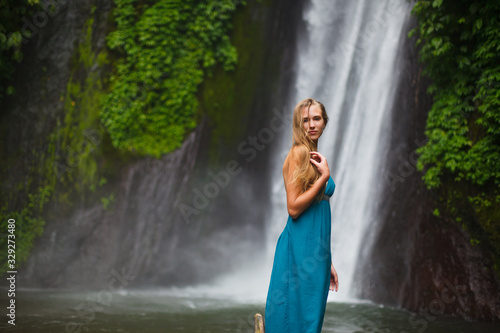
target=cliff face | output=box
[2,0,498,321]
[358,16,500,321]
[2,0,305,289]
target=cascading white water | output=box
[265,0,411,301]
[154,0,411,304]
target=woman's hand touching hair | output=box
[309,151,330,180]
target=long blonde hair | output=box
[288,98,329,200]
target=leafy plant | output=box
[410,0,500,270]
[0,0,41,99]
[101,0,243,157]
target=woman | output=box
[265,98,339,333]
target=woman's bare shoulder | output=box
[283,146,304,178]
[282,149,291,175]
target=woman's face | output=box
[302,104,325,143]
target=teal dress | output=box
[265,176,335,333]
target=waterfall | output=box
[265,0,411,301]
[159,0,413,304]
[62,0,413,303]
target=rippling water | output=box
[0,289,498,332]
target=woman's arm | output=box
[285,150,330,219]
[330,263,339,291]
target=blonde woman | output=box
[265,98,339,332]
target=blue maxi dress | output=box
[265,176,335,333]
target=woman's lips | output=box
[309,131,317,135]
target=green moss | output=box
[100,193,115,211]
[0,185,51,271]
[1,13,113,271]
[471,238,481,246]
[56,16,105,197]
[200,0,272,164]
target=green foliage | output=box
[0,186,50,271]
[100,193,115,211]
[101,0,243,157]
[410,0,500,189]
[471,238,480,246]
[54,16,106,198]
[0,15,109,271]
[410,0,500,271]
[200,0,268,164]
[0,0,40,98]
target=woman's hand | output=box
[310,151,330,179]
[330,263,339,292]
[284,148,330,219]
